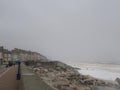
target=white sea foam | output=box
[66,62,120,81]
[78,68,120,81]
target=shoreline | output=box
[25,60,120,90]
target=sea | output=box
[63,61,120,90]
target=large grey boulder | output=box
[115,78,120,85]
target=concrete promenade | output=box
[0,64,55,90]
[0,66,20,90]
[21,63,54,90]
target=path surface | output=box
[21,63,54,90]
[0,66,19,90]
[0,65,6,74]
[97,86,120,90]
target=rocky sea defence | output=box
[24,61,120,90]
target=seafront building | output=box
[11,48,44,61]
[0,46,46,65]
[0,47,12,65]
[3,49,11,61]
[0,46,4,65]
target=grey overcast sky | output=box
[0,0,120,62]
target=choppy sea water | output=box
[65,62,120,90]
[66,62,120,81]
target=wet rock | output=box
[33,68,40,72]
[115,78,120,85]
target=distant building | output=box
[11,48,20,61]
[4,49,12,61]
[0,46,4,65]
[0,46,4,60]
[0,46,47,62]
[0,46,12,65]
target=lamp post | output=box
[17,59,21,80]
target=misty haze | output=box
[0,0,120,90]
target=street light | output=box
[17,59,21,80]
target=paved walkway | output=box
[0,66,20,90]
[0,65,6,74]
[21,64,54,90]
